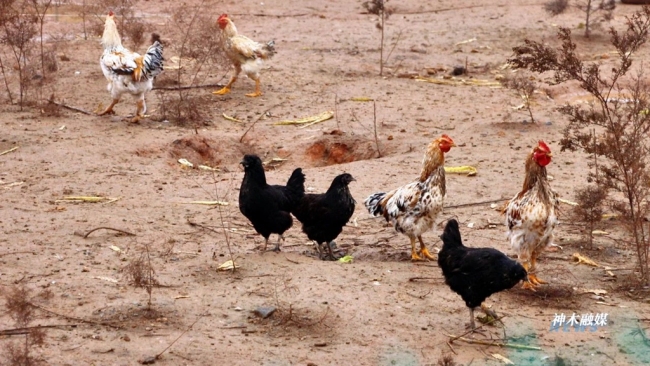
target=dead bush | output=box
[544,0,615,38]
[122,243,159,309]
[2,285,51,366]
[503,73,537,123]
[574,185,607,249]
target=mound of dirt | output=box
[168,135,247,168]
[305,135,380,166]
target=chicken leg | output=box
[213,65,241,95]
[528,255,547,285]
[418,236,436,260]
[98,98,119,116]
[409,236,424,261]
[521,262,538,291]
[272,234,283,252]
[245,78,262,98]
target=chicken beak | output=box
[451,142,457,147]
[547,152,553,158]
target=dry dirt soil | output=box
[1,0,650,365]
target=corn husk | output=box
[274,111,334,128]
[217,259,239,271]
[572,252,598,267]
[415,76,501,87]
[222,113,244,123]
[445,165,477,176]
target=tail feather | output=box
[364,192,387,217]
[263,40,275,58]
[142,35,164,80]
[285,168,305,203]
[440,219,464,249]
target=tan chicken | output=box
[213,14,275,97]
[504,140,559,290]
[364,135,456,261]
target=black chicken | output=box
[438,219,527,329]
[239,155,305,252]
[292,173,356,260]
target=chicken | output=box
[239,155,305,252]
[505,140,559,290]
[292,173,356,260]
[438,219,527,329]
[364,135,456,261]
[212,14,275,97]
[99,12,164,123]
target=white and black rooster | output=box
[98,11,163,123]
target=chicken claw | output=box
[212,87,231,95]
[411,251,424,261]
[522,280,537,291]
[245,91,262,97]
[419,247,436,260]
[528,273,547,285]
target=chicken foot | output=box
[98,98,119,116]
[418,236,436,260]
[409,236,424,261]
[528,256,547,285]
[261,235,283,253]
[213,75,238,95]
[521,261,543,291]
[468,304,498,330]
[245,78,262,98]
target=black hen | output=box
[239,155,305,252]
[292,173,356,260]
[438,219,527,329]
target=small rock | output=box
[140,356,156,365]
[233,306,243,312]
[254,306,276,319]
[122,335,130,342]
[545,121,553,126]
[452,66,466,76]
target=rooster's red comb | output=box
[108,10,114,16]
[218,14,228,20]
[441,134,454,142]
[537,140,551,152]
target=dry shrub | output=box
[361,0,394,76]
[503,73,537,123]
[573,185,607,249]
[156,92,207,126]
[437,354,459,366]
[123,17,147,50]
[2,285,51,366]
[544,0,615,38]
[153,1,230,125]
[122,243,159,309]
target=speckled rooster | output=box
[98,11,163,123]
[364,135,456,261]
[505,140,559,290]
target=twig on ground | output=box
[285,256,300,264]
[83,227,136,238]
[0,251,35,257]
[0,146,19,156]
[30,303,121,329]
[47,99,93,115]
[372,101,382,158]
[446,341,458,355]
[0,324,78,337]
[154,314,204,360]
[447,336,542,350]
[153,83,224,91]
[449,315,507,342]
[240,101,286,143]
[408,277,437,282]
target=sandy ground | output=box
[1,0,650,365]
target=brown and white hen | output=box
[505,140,559,290]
